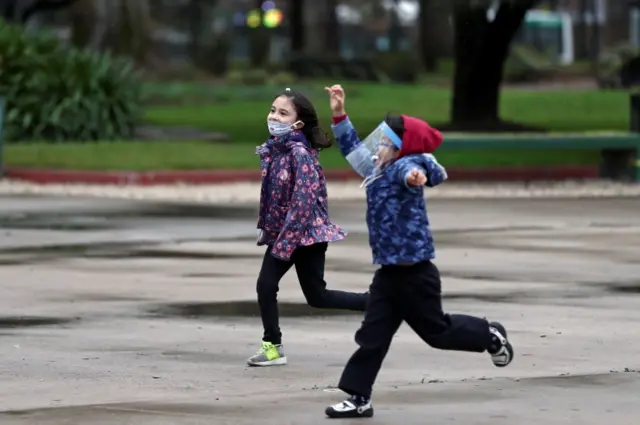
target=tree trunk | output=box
[323,0,340,54]
[587,0,600,71]
[187,0,205,66]
[576,0,588,59]
[6,0,78,23]
[418,0,437,72]
[118,0,152,65]
[69,0,113,51]
[69,0,152,65]
[450,0,538,131]
[249,0,270,68]
[289,0,304,55]
[388,0,401,52]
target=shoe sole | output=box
[326,408,374,419]
[247,357,288,367]
[492,343,514,368]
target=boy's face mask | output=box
[268,120,302,137]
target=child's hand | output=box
[324,84,345,116]
[406,168,427,186]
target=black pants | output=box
[257,242,369,345]
[338,260,491,399]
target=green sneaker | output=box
[247,341,287,367]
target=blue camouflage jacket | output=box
[331,117,447,265]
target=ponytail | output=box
[305,126,333,151]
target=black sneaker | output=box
[488,321,514,367]
[325,395,374,419]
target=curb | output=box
[2,166,599,186]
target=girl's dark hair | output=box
[275,89,332,150]
[384,114,405,140]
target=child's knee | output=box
[304,291,327,308]
[256,276,278,299]
[354,327,393,351]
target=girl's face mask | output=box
[268,120,302,137]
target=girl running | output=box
[248,89,369,367]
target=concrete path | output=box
[1,195,639,424]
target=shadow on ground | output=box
[143,301,362,319]
[0,316,79,329]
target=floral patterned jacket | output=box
[256,131,346,260]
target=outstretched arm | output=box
[393,153,448,189]
[422,154,448,187]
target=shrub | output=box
[225,69,245,85]
[504,44,556,83]
[243,68,270,85]
[288,55,382,81]
[597,44,640,89]
[268,71,296,86]
[0,20,143,142]
[371,51,420,83]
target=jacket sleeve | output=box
[331,116,374,178]
[271,148,319,259]
[394,153,448,189]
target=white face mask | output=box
[268,120,302,137]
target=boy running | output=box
[323,85,514,419]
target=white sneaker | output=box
[489,321,514,367]
[325,395,374,419]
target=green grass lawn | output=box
[4,140,600,171]
[3,83,625,171]
[144,84,629,146]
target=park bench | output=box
[441,131,640,182]
[437,93,640,182]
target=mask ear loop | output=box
[360,155,383,188]
[360,172,384,188]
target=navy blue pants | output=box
[338,260,492,399]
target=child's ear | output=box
[293,120,304,130]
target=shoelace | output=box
[255,343,271,355]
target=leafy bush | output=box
[504,44,556,83]
[597,44,640,89]
[288,55,382,81]
[224,69,296,87]
[243,68,270,85]
[226,68,270,85]
[0,20,143,142]
[268,71,296,86]
[372,51,420,83]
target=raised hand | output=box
[324,84,346,116]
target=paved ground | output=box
[1,195,640,424]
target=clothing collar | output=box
[256,130,313,156]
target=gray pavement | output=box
[1,195,640,424]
